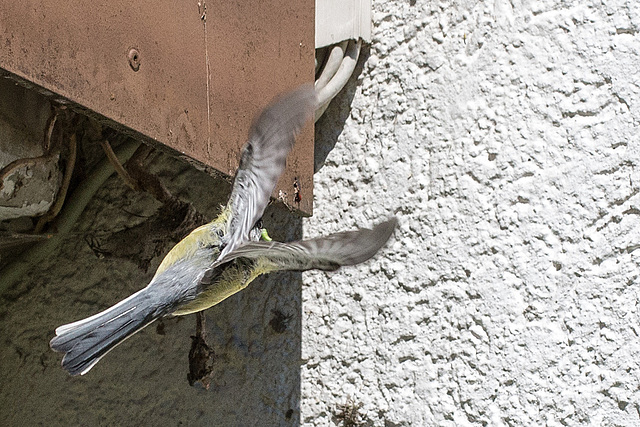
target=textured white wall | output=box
[303,0,640,425]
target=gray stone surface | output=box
[302,0,640,425]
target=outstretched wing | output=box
[204,218,398,282]
[220,85,317,260]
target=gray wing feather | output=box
[220,85,317,259]
[214,218,398,273]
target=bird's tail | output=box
[50,288,162,376]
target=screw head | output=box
[128,48,141,72]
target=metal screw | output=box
[128,48,141,72]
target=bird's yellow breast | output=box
[171,257,275,316]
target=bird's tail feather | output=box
[50,288,160,376]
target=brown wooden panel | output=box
[0,0,314,215]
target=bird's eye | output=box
[255,218,264,229]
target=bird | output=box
[50,85,398,376]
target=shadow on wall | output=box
[0,104,305,425]
[314,44,370,173]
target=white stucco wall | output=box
[303,0,640,425]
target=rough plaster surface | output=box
[303,0,640,425]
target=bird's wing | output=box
[220,85,317,260]
[202,218,398,282]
